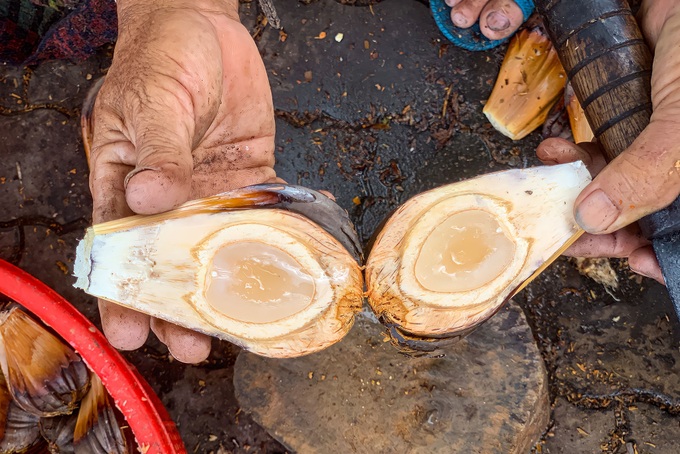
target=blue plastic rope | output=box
[430,0,535,51]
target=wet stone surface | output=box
[235,305,550,454]
[1,0,679,453]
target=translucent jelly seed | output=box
[415,210,515,292]
[206,242,316,323]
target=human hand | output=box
[88,0,277,363]
[535,0,680,285]
[536,139,663,283]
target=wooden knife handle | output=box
[535,0,653,162]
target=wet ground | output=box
[1,0,680,452]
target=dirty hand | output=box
[536,0,680,285]
[89,0,276,362]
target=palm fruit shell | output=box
[0,401,42,454]
[73,375,128,454]
[39,413,77,454]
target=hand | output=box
[536,139,662,282]
[89,0,277,363]
[536,0,680,285]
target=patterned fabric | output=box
[0,0,117,65]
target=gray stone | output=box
[234,302,549,453]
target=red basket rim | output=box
[0,259,186,454]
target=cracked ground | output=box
[2,0,680,453]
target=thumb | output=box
[124,91,196,215]
[573,121,680,234]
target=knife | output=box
[535,0,680,312]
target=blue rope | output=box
[430,0,535,51]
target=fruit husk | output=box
[565,83,595,143]
[73,375,129,454]
[0,401,43,454]
[0,309,90,417]
[40,413,77,454]
[80,77,104,167]
[0,370,10,441]
[366,162,591,355]
[483,25,567,140]
[74,184,364,358]
[81,183,363,264]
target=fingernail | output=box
[574,189,620,233]
[629,265,666,285]
[124,166,158,189]
[486,11,511,31]
[629,266,653,279]
[452,12,467,27]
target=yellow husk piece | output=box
[483,27,567,140]
[565,85,595,143]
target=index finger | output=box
[86,84,153,350]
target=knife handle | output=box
[535,0,652,161]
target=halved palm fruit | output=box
[365,162,591,355]
[483,25,567,141]
[74,184,364,358]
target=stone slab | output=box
[234,302,549,453]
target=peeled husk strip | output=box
[366,162,591,352]
[74,185,364,358]
[0,309,90,417]
[565,83,595,143]
[73,375,128,454]
[483,26,567,140]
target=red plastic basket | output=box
[0,258,186,454]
